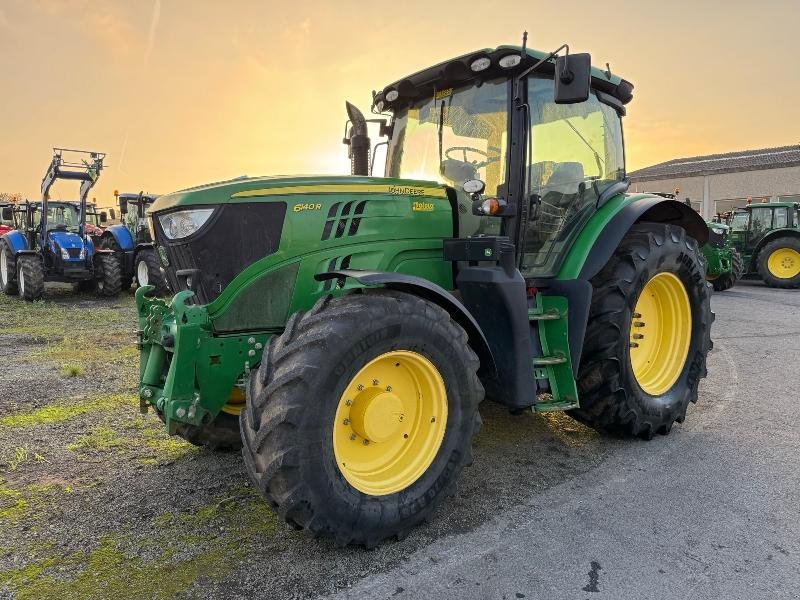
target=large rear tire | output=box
[241,290,483,546]
[0,241,18,295]
[17,255,45,301]
[94,253,122,297]
[756,237,800,288]
[570,223,713,439]
[100,235,132,291]
[136,248,169,296]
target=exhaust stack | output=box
[344,102,370,176]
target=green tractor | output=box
[703,220,744,291]
[136,43,713,546]
[727,201,800,288]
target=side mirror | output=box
[119,197,128,215]
[100,211,108,223]
[554,53,591,104]
[109,208,116,221]
[1,206,12,220]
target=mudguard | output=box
[107,223,135,252]
[315,269,497,377]
[1,230,28,253]
[577,196,708,281]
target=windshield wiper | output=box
[437,100,445,172]
[563,119,604,176]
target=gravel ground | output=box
[0,279,797,599]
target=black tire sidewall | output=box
[619,239,708,416]
[301,311,475,531]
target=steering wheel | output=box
[444,146,501,170]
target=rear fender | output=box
[107,223,135,252]
[315,269,497,377]
[1,230,28,254]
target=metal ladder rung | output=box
[528,308,561,321]
[532,354,567,366]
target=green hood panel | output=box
[149,175,448,213]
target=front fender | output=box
[315,269,497,377]
[107,223,135,252]
[1,230,28,253]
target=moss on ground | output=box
[0,481,72,525]
[1,488,280,599]
[0,393,133,428]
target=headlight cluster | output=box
[710,227,725,235]
[158,209,214,240]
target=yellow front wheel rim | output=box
[220,387,246,416]
[767,248,800,279]
[629,272,692,396]
[333,351,447,496]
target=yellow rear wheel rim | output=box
[629,272,692,396]
[333,350,447,496]
[767,248,800,279]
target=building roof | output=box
[628,144,800,181]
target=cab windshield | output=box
[730,211,749,232]
[35,203,81,232]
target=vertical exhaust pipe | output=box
[344,102,370,176]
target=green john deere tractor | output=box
[703,220,743,291]
[727,201,800,288]
[136,43,713,546]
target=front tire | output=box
[241,290,483,546]
[757,237,800,288]
[711,248,743,292]
[100,235,132,291]
[0,241,18,295]
[17,255,45,301]
[571,223,713,439]
[136,248,169,296]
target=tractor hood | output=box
[148,175,447,213]
[49,230,91,259]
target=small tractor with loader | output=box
[0,148,121,300]
[727,201,800,288]
[136,42,713,546]
[101,191,168,294]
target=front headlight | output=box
[79,244,86,259]
[710,227,725,235]
[158,209,214,240]
[60,247,70,260]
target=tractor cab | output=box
[115,191,159,242]
[0,203,14,236]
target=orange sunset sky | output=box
[1,0,798,208]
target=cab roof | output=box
[736,202,799,210]
[374,45,633,114]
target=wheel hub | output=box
[333,350,447,496]
[349,389,404,443]
[629,272,692,396]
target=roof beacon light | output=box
[385,89,399,102]
[498,54,522,69]
[470,57,491,72]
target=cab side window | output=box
[773,207,788,229]
[750,207,772,234]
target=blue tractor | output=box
[0,148,121,301]
[100,191,169,295]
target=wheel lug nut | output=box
[342,418,350,425]
[345,399,352,406]
[349,434,356,441]
[634,321,645,328]
[372,379,379,386]
[629,342,639,348]
[633,333,644,340]
[362,439,370,446]
[385,386,392,392]
[633,312,642,319]
[357,384,364,391]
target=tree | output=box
[0,192,23,203]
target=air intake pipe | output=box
[344,102,370,176]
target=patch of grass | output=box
[0,487,27,521]
[0,393,134,428]
[6,446,29,471]
[59,364,85,378]
[0,482,72,524]
[67,425,130,452]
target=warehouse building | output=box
[628,145,800,219]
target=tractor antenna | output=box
[520,31,528,56]
[605,63,612,78]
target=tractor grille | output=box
[67,248,81,259]
[708,228,726,249]
[153,202,287,304]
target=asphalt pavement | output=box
[324,280,800,600]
